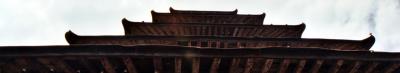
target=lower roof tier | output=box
[0,45,399,73]
[66,31,375,50]
[122,18,305,38]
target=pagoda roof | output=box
[151,10,265,24]
[122,18,305,38]
[169,7,238,15]
[65,31,375,50]
[0,45,399,73]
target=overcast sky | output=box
[0,0,399,52]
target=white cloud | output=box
[0,0,399,52]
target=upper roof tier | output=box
[65,31,375,50]
[151,8,265,24]
[122,18,305,38]
[169,7,238,15]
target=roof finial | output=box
[151,10,156,14]
[122,18,129,24]
[169,7,174,12]
[234,9,238,13]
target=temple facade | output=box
[0,8,399,73]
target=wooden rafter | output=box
[229,58,241,73]
[243,58,254,73]
[209,58,221,73]
[123,57,137,73]
[37,58,58,73]
[329,60,344,73]
[278,59,291,73]
[349,61,362,73]
[79,58,97,73]
[261,59,274,73]
[295,59,307,73]
[384,63,400,73]
[53,58,74,73]
[310,60,324,73]
[364,62,379,73]
[100,58,116,73]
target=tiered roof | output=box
[0,8,397,73]
[66,8,375,51]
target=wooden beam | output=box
[254,28,264,37]
[249,27,259,37]
[153,57,163,73]
[135,25,148,35]
[101,58,116,73]
[79,58,97,73]
[123,57,137,73]
[233,27,239,37]
[192,58,200,73]
[201,26,206,35]
[209,58,221,73]
[236,42,241,48]
[2,63,19,73]
[188,40,192,46]
[242,27,250,37]
[145,25,157,35]
[197,41,201,47]
[15,58,29,72]
[208,40,212,47]
[196,26,201,36]
[309,60,324,73]
[163,26,171,36]
[37,58,57,72]
[295,59,307,73]
[53,58,74,73]
[348,61,362,73]
[365,62,379,73]
[384,63,400,73]
[237,27,243,37]
[155,26,165,36]
[207,26,212,36]
[329,60,344,73]
[229,58,241,73]
[278,59,291,73]
[243,58,254,73]
[224,43,228,48]
[261,59,274,73]
[175,58,182,73]
[1,46,400,61]
[16,58,49,73]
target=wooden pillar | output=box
[175,58,182,73]
[153,58,163,73]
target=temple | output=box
[0,8,399,73]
